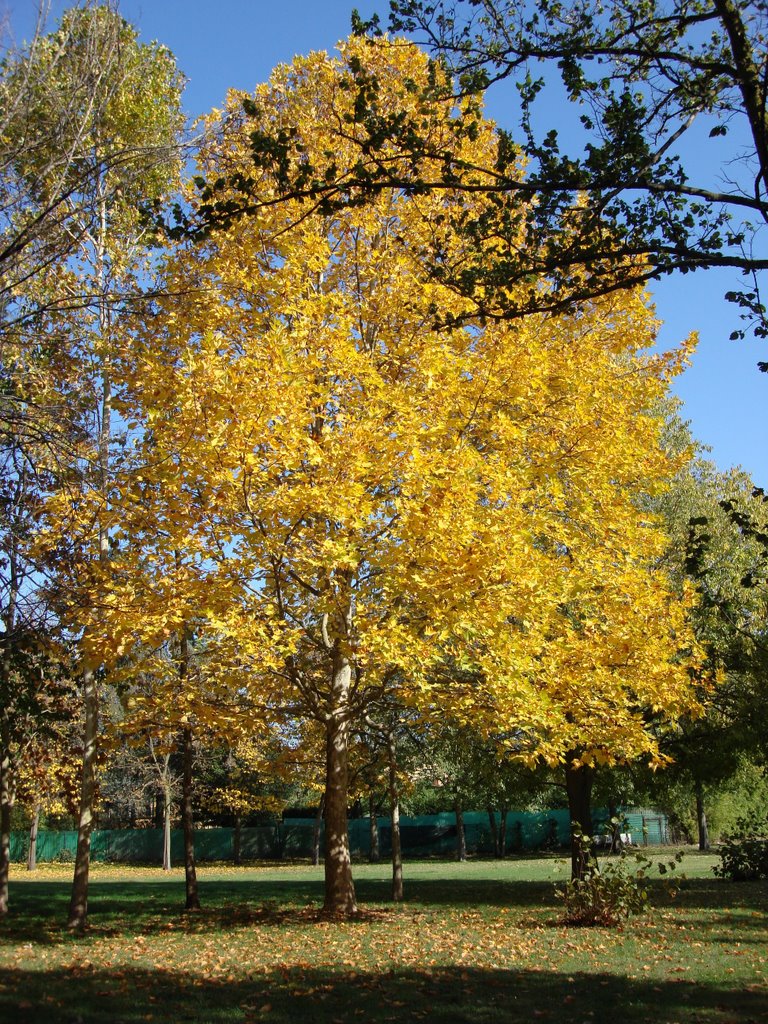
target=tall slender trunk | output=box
[68,182,111,931]
[499,805,508,859]
[695,780,710,852]
[487,807,500,858]
[455,800,467,862]
[162,786,172,871]
[368,793,380,863]
[67,664,99,929]
[565,754,596,881]
[386,733,402,901]
[27,805,40,872]
[322,645,357,916]
[175,615,199,908]
[312,793,325,867]
[0,522,20,913]
[608,798,620,853]
[181,725,199,909]
[0,739,12,915]
[233,814,242,867]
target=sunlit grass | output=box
[1,852,765,1023]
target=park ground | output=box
[0,852,766,1023]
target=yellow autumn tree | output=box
[94,37,701,916]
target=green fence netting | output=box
[9,807,668,865]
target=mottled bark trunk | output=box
[695,781,710,852]
[455,801,467,862]
[386,734,402,901]
[487,807,500,858]
[565,755,596,881]
[0,745,12,914]
[368,793,380,863]
[323,708,357,916]
[312,794,325,867]
[181,725,199,910]
[67,664,99,929]
[27,805,40,872]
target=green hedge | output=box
[9,807,668,865]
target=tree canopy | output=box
[386,0,768,342]
[181,1,768,347]
[92,35,704,913]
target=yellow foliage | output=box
[92,37,702,772]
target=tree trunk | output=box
[368,793,380,863]
[233,814,242,867]
[455,800,467,862]
[1,511,19,911]
[162,786,172,872]
[312,794,325,867]
[608,798,620,853]
[695,780,710,852]
[323,709,357,916]
[68,181,111,932]
[565,755,596,881]
[27,805,40,872]
[67,664,99,929]
[181,725,200,910]
[487,807,500,858]
[499,805,508,859]
[0,745,12,914]
[386,734,403,901]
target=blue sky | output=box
[6,0,766,484]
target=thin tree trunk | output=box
[565,754,596,881]
[487,807,500,858]
[162,786,172,871]
[499,805,508,859]
[175,616,199,908]
[455,800,467,862]
[181,725,199,910]
[368,793,380,863]
[233,814,242,867]
[0,743,12,915]
[67,664,99,929]
[1,529,19,911]
[312,793,325,867]
[387,734,402,901]
[68,180,111,931]
[27,805,40,872]
[695,780,710,852]
[608,798,620,853]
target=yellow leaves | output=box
[73,34,708,776]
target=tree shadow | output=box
[0,962,765,1024]
[2,873,765,946]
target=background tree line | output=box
[0,1,766,926]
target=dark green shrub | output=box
[714,815,768,881]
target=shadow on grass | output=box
[2,874,765,945]
[0,962,765,1024]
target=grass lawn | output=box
[0,851,766,1023]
